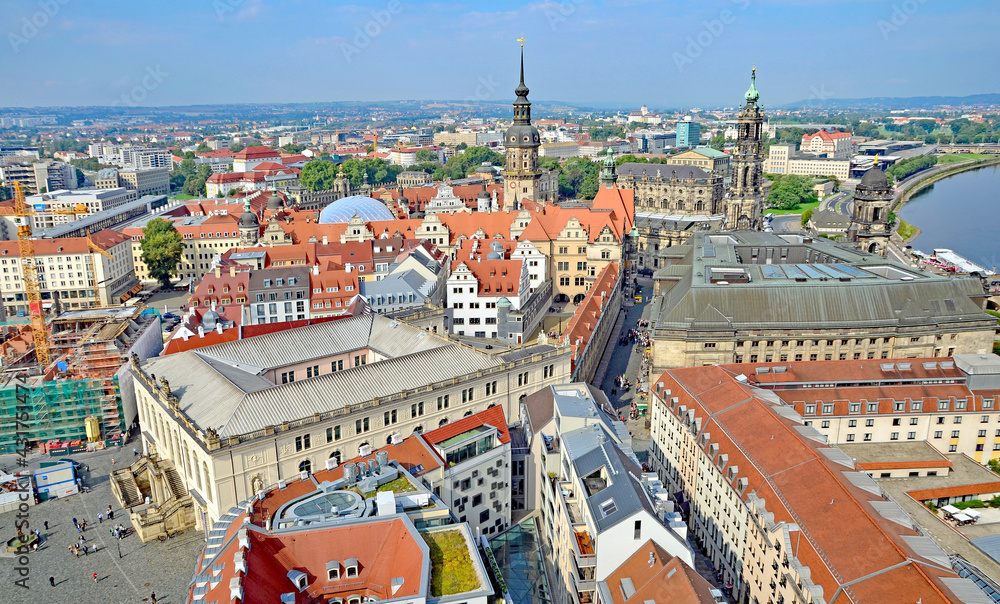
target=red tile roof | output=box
[561,262,620,365]
[655,365,968,603]
[906,481,1000,502]
[452,259,524,297]
[233,145,279,160]
[604,540,719,604]
[422,405,510,447]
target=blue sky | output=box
[1,0,997,109]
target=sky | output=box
[1,0,998,109]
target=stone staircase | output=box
[164,467,187,499]
[113,474,142,508]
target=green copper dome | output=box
[744,67,759,103]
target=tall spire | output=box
[514,37,529,102]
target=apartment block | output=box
[522,384,693,604]
[648,363,990,604]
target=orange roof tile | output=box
[422,406,510,447]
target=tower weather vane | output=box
[517,37,524,47]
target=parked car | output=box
[163,312,179,321]
[164,323,177,332]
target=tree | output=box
[767,174,817,210]
[558,157,600,200]
[195,142,210,153]
[230,142,245,153]
[801,207,814,227]
[415,149,438,162]
[455,142,468,151]
[709,133,726,150]
[338,157,404,187]
[538,156,561,171]
[141,218,184,287]
[282,143,305,154]
[825,175,840,191]
[589,125,625,141]
[299,160,340,191]
[184,175,207,196]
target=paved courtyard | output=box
[0,445,204,604]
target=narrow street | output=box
[592,277,654,462]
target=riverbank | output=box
[894,156,1000,211]
[892,156,1000,244]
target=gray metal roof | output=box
[573,440,651,534]
[141,314,503,437]
[225,345,499,436]
[653,232,995,331]
[619,163,711,180]
[192,314,448,372]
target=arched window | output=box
[438,417,449,427]
[203,462,213,502]
[330,450,341,463]
[464,410,473,417]
[299,459,312,474]
[413,425,423,435]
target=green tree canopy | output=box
[415,149,439,162]
[886,154,937,180]
[141,218,185,287]
[339,158,404,188]
[558,157,600,200]
[767,174,818,210]
[589,125,625,141]
[709,132,726,150]
[299,160,340,191]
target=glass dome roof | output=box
[318,195,397,224]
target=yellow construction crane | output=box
[10,181,50,369]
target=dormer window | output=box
[287,570,308,592]
[327,560,341,581]
[345,558,359,577]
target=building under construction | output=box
[0,307,162,453]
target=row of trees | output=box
[886,154,937,180]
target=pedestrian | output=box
[74,546,79,558]
[92,572,97,583]
[97,512,103,524]
[67,544,73,556]
[133,448,138,457]
[77,524,82,534]
[72,517,78,528]
[49,576,55,587]
[81,519,87,532]
[44,520,48,530]
[111,457,115,466]
[151,592,157,604]
[82,543,88,556]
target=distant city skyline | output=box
[0,0,997,109]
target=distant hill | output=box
[779,93,1000,110]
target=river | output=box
[900,164,1000,272]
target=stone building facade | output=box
[649,232,997,373]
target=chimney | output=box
[322,236,328,245]
[216,322,223,334]
[229,266,236,277]
[312,264,319,275]
[214,267,221,277]
[211,300,217,312]
[198,325,205,338]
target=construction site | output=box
[0,306,162,454]
[0,180,163,454]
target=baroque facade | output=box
[621,69,766,270]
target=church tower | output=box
[848,164,893,256]
[726,67,765,230]
[238,196,260,246]
[502,42,541,210]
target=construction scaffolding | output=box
[0,375,111,453]
[0,306,159,454]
